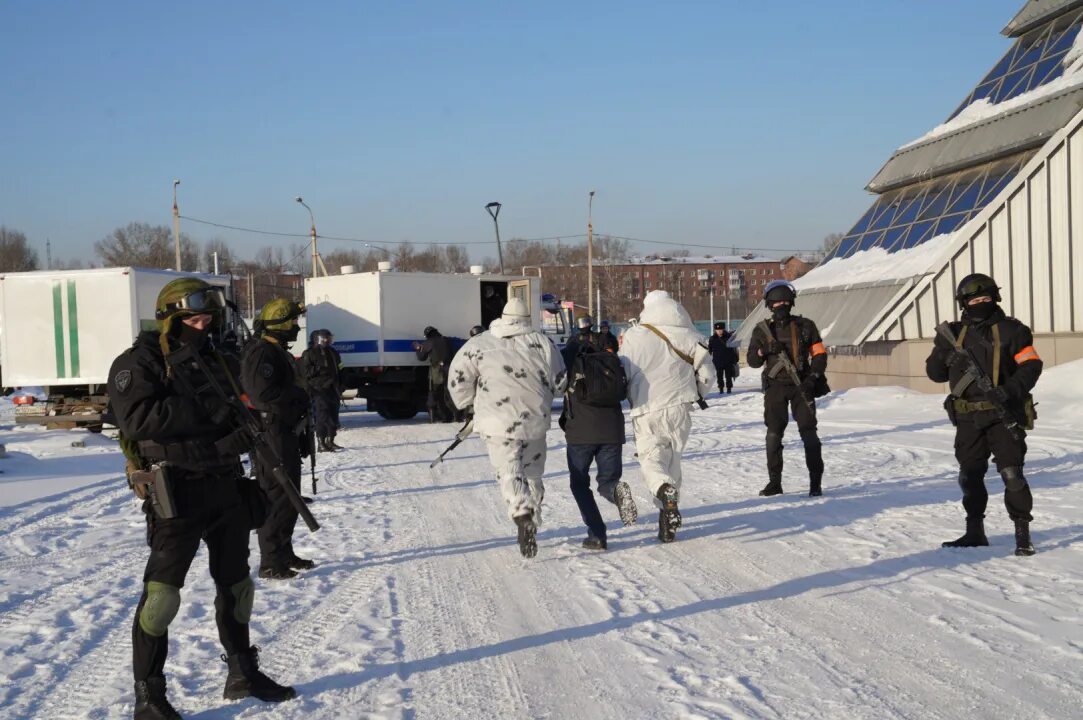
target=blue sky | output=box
[1,0,1024,265]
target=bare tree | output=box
[94,222,199,269]
[202,238,236,274]
[0,227,40,272]
[822,232,844,255]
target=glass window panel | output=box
[993,67,1031,102]
[971,81,997,103]
[881,226,907,252]
[868,200,899,231]
[979,170,1017,205]
[1016,35,1045,67]
[919,185,951,220]
[1033,55,1066,86]
[893,192,924,226]
[856,231,884,253]
[948,177,984,214]
[902,220,937,249]
[846,202,878,236]
[1048,26,1080,55]
[934,214,966,236]
[980,48,1016,85]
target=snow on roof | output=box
[793,231,958,292]
[902,27,1083,149]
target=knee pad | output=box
[229,577,255,624]
[139,581,181,637]
[999,466,1028,492]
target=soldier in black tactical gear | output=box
[574,315,599,351]
[747,280,828,497]
[301,328,343,452]
[413,326,455,423]
[708,321,738,393]
[926,273,1042,556]
[108,278,295,719]
[242,298,314,580]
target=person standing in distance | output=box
[597,319,620,353]
[242,298,314,580]
[413,326,455,423]
[708,322,738,393]
[301,329,343,452]
[746,280,828,497]
[619,291,715,543]
[926,273,1042,556]
[109,278,295,719]
[448,298,567,558]
[573,315,598,351]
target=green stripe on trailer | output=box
[66,279,80,376]
[52,281,66,378]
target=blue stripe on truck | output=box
[332,339,420,354]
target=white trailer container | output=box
[0,267,235,427]
[304,270,545,419]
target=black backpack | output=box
[569,347,627,407]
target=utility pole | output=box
[587,190,595,317]
[296,196,320,279]
[172,180,182,271]
[485,202,504,274]
[46,238,52,270]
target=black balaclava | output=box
[269,324,300,345]
[771,302,792,321]
[173,317,211,346]
[964,300,997,323]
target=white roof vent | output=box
[377,261,393,272]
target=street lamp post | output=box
[485,202,504,274]
[587,190,595,318]
[295,196,320,279]
[172,180,182,271]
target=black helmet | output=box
[423,326,438,338]
[763,280,796,308]
[469,325,484,337]
[955,273,1000,307]
[713,322,725,330]
[313,328,334,345]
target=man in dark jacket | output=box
[414,326,454,422]
[597,319,620,353]
[926,273,1042,556]
[242,298,313,580]
[301,328,343,452]
[747,281,828,498]
[573,316,598,351]
[708,321,738,393]
[109,278,295,719]
[559,338,637,549]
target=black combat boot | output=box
[258,565,298,580]
[759,478,783,497]
[657,484,681,543]
[514,514,538,558]
[809,474,822,497]
[1014,521,1036,556]
[328,434,345,451]
[287,554,316,570]
[317,437,332,453]
[134,676,181,720]
[582,533,607,550]
[942,516,990,548]
[222,647,297,703]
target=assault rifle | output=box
[166,342,321,532]
[306,413,318,495]
[756,320,814,410]
[935,322,1022,441]
[430,419,474,469]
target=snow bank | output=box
[795,231,957,291]
[904,28,1083,148]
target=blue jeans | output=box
[567,444,623,539]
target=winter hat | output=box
[502,298,530,319]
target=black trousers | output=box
[713,361,733,392]
[256,429,303,569]
[133,503,251,681]
[763,382,823,482]
[311,386,340,438]
[954,417,1033,522]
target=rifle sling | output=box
[641,324,694,365]
[950,322,1000,397]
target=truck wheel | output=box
[376,401,418,420]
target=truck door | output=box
[480,281,508,328]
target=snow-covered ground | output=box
[2,363,1082,719]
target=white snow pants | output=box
[480,434,548,523]
[631,404,693,506]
